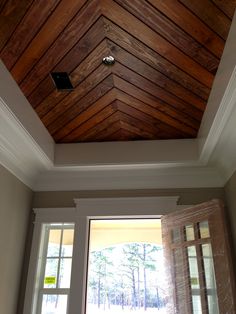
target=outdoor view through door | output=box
[86,219,168,314]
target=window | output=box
[23,198,235,314]
[33,223,74,314]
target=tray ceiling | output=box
[0,0,235,143]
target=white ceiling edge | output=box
[0,61,54,164]
[1,12,236,191]
[33,165,224,191]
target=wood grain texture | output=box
[103,18,210,100]
[42,64,111,127]
[61,101,117,143]
[113,76,202,128]
[0,0,33,51]
[0,0,234,143]
[100,0,214,88]
[179,0,232,40]
[51,77,115,139]
[109,43,206,111]
[11,0,88,83]
[115,0,222,65]
[112,62,205,112]
[29,21,108,110]
[1,0,60,69]
[212,0,236,19]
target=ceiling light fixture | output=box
[102,55,115,65]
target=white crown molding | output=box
[199,66,236,164]
[33,165,223,191]
[1,12,236,191]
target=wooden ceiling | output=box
[0,0,235,143]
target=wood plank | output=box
[11,0,89,84]
[115,99,190,138]
[0,1,8,13]
[120,120,155,140]
[118,110,165,139]
[115,0,222,64]
[61,102,117,143]
[1,0,60,69]
[112,62,205,112]
[35,60,110,119]
[50,78,115,139]
[148,0,229,42]
[94,121,121,142]
[179,0,232,40]
[0,0,33,51]
[113,75,202,123]
[116,90,197,137]
[41,64,112,127]
[104,128,142,141]
[100,0,214,87]
[212,0,236,19]
[103,18,210,100]
[77,112,121,142]
[19,0,101,96]
[29,23,108,108]
[109,42,206,112]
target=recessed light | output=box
[50,72,74,91]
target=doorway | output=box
[86,219,168,314]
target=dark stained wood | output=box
[61,102,117,143]
[78,112,121,142]
[148,0,230,43]
[11,0,88,83]
[115,0,222,66]
[115,100,183,138]
[0,0,235,143]
[30,27,109,111]
[179,0,232,40]
[118,109,169,139]
[1,0,60,70]
[113,76,201,128]
[103,18,210,100]
[104,129,141,142]
[19,0,101,96]
[116,90,197,137]
[0,0,8,12]
[109,42,206,112]
[92,120,121,142]
[212,0,236,19]
[0,0,33,51]
[42,64,112,127]
[119,118,156,140]
[112,62,205,112]
[100,0,214,87]
[51,77,115,139]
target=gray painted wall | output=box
[0,165,33,314]
[33,187,225,208]
[224,170,236,259]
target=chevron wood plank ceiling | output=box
[0,0,236,143]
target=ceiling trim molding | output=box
[199,66,236,164]
[1,10,236,191]
[33,165,224,191]
[0,95,53,187]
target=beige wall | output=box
[0,165,33,314]
[224,170,236,258]
[33,187,225,208]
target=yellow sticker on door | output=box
[44,276,56,284]
[191,277,198,285]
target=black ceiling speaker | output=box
[50,72,74,91]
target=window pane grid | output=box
[36,223,74,314]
